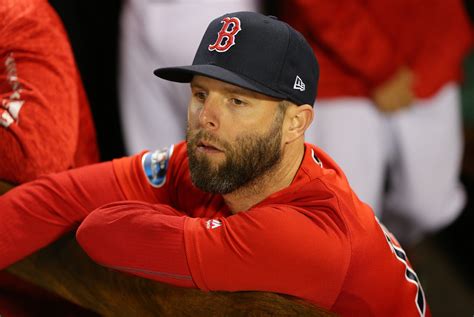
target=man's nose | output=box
[198,95,220,130]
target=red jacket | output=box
[283,0,473,98]
[0,142,431,316]
[0,0,99,184]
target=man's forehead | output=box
[190,75,280,101]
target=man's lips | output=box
[196,140,224,153]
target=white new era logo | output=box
[293,75,305,91]
[206,219,222,229]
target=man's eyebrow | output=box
[190,80,260,98]
[190,82,205,90]
[223,86,260,98]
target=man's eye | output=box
[231,98,245,106]
[194,92,206,101]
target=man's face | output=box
[186,76,286,194]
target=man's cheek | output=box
[187,102,204,128]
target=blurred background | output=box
[2,0,473,315]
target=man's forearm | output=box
[0,162,125,269]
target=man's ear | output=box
[283,104,314,144]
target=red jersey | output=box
[0,0,99,184]
[0,142,430,316]
[282,0,472,99]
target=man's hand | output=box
[372,67,414,113]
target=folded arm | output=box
[0,162,125,269]
[77,202,349,308]
[0,0,90,183]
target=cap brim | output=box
[153,65,287,100]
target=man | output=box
[0,12,430,316]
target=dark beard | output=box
[186,117,283,194]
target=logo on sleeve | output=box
[206,219,222,230]
[1,53,24,128]
[208,17,241,52]
[141,145,174,188]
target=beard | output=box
[186,114,284,195]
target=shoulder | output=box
[116,142,187,180]
[141,144,178,188]
[239,205,351,254]
[298,144,363,217]
[112,142,189,201]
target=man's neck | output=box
[223,143,305,213]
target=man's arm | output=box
[76,202,349,309]
[0,0,98,183]
[0,162,125,269]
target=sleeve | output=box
[0,161,125,269]
[76,200,350,307]
[289,0,403,86]
[113,142,190,208]
[76,201,195,288]
[113,150,174,204]
[184,206,350,307]
[0,0,86,183]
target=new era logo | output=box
[293,75,305,91]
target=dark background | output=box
[48,0,124,161]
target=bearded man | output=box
[0,11,430,317]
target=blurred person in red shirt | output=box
[282,0,473,245]
[0,0,99,315]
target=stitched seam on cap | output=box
[275,23,294,101]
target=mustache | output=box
[186,129,229,151]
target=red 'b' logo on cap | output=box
[208,17,241,52]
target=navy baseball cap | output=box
[154,11,319,106]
